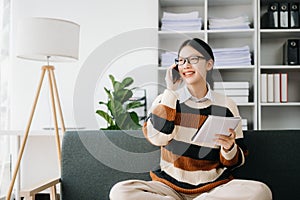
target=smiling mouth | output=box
[183,71,195,76]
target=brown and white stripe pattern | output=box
[143,89,247,194]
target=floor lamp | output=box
[6,17,80,200]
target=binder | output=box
[268,2,279,28]
[267,74,274,103]
[261,74,267,103]
[261,12,269,29]
[289,3,300,28]
[283,39,298,65]
[279,2,289,28]
[280,73,288,103]
[274,73,280,103]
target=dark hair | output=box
[178,38,214,61]
[178,38,214,85]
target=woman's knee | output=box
[251,181,272,200]
[109,180,132,200]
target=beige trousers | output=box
[109,179,272,200]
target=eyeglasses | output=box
[175,56,206,66]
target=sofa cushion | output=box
[233,130,300,200]
[61,130,160,200]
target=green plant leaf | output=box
[126,101,144,110]
[113,89,133,103]
[99,101,107,106]
[104,87,112,100]
[115,112,141,130]
[114,113,128,129]
[113,81,123,92]
[129,112,141,125]
[109,74,115,84]
[108,100,124,118]
[131,87,140,91]
[95,110,114,126]
[122,77,134,87]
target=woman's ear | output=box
[206,59,214,71]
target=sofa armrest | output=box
[20,178,61,200]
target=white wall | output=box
[10,0,158,130]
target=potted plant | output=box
[96,74,144,130]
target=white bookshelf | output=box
[258,0,300,130]
[157,0,258,130]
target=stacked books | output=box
[209,15,251,30]
[160,11,202,31]
[260,73,288,103]
[212,46,252,67]
[214,81,250,103]
[160,51,177,67]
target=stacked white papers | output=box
[212,46,252,66]
[161,11,202,31]
[160,51,177,67]
[214,81,250,103]
[209,15,250,30]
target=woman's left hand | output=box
[215,129,236,152]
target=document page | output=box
[192,115,241,145]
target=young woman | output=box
[110,38,272,200]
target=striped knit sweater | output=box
[143,88,248,194]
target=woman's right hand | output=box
[165,64,182,91]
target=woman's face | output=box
[178,45,213,86]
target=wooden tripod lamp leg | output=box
[49,68,66,133]
[46,66,62,163]
[6,68,47,200]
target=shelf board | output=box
[158,30,205,40]
[260,102,300,106]
[207,29,255,38]
[208,0,253,6]
[260,29,300,38]
[160,0,252,7]
[237,102,255,106]
[160,0,204,7]
[214,65,255,70]
[260,65,300,70]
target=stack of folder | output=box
[212,46,252,67]
[160,11,202,31]
[214,81,250,103]
[208,15,250,30]
[263,2,300,29]
[261,73,288,103]
[160,51,177,67]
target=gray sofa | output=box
[27,130,300,200]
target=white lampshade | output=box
[16,17,80,62]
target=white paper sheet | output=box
[192,115,241,145]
